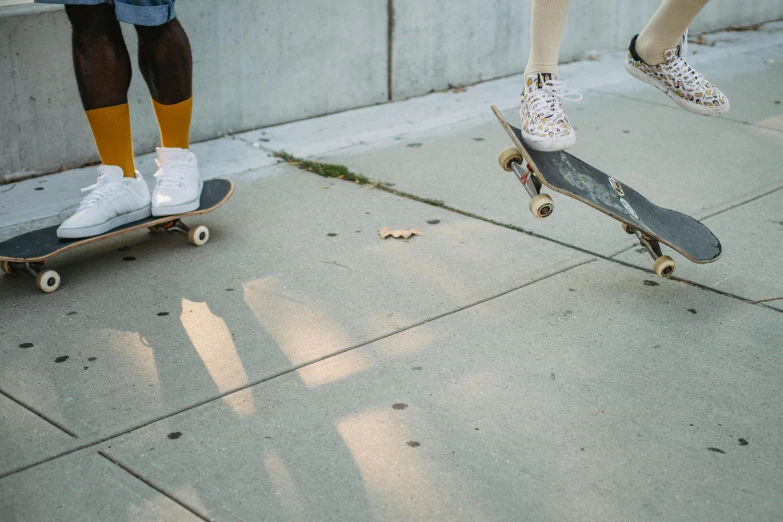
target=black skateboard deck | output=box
[0,178,234,292]
[492,105,721,277]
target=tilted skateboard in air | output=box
[491,105,721,278]
[0,179,234,293]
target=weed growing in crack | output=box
[275,152,370,185]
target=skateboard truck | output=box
[623,224,677,278]
[498,147,554,219]
[497,146,677,279]
[149,219,210,247]
[1,261,61,293]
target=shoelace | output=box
[666,29,706,89]
[77,179,123,210]
[668,58,705,88]
[154,158,186,189]
[526,80,583,121]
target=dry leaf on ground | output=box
[379,227,424,240]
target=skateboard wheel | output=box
[653,256,676,279]
[148,225,161,233]
[529,194,554,218]
[498,147,523,172]
[36,269,61,293]
[1,261,15,275]
[622,224,635,235]
[188,225,210,246]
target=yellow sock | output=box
[636,0,710,65]
[525,0,571,77]
[85,103,136,178]
[152,96,192,149]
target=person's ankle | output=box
[632,33,666,66]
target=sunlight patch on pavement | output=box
[180,299,254,416]
[243,276,373,388]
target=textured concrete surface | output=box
[0,453,202,521]
[390,0,529,99]
[0,165,589,456]
[1,23,781,522]
[101,261,783,522]
[0,394,75,475]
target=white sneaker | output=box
[57,166,151,239]
[151,147,203,217]
[519,73,582,152]
[625,31,729,117]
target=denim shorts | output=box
[35,0,176,27]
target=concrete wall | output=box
[391,0,783,99]
[0,1,389,179]
[2,0,783,179]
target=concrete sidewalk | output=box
[1,23,782,522]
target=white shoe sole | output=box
[519,125,577,152]
[625,62,729,117]
[151,181,203,217]
[57,206,151,239]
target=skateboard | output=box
[491,105,721,278]
[0,178,234,293]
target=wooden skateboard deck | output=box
[492,105,721,276]
[0,178,234,292]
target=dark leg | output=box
[135,19,193,105]
[66,5,132,110]
[65,5,136,177]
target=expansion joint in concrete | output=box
[99,452,210,521]
[0,389,77,439]
[0,258,592,481]
[387,0,395,101]
[374,185,783,314]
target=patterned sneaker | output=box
[625,30,729,117]
[519,73,582,152]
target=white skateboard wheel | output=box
[529,194,554,218]
[188,225,210,246]
[653,256,676,278]
[36,269,61,293]
[498,147,523,172]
